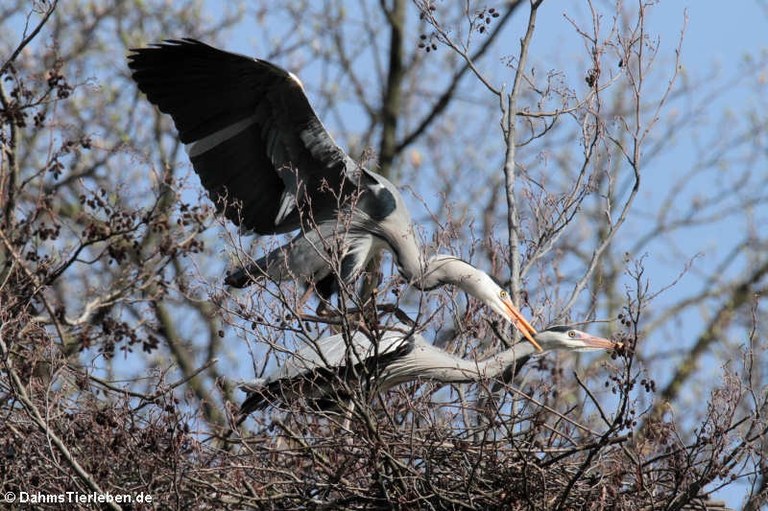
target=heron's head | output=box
[425,257,541,351]
[468,273,541,351]
[534,325,619,352]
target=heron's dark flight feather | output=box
[127,38,365,234]
[188,123,291,232]
[240,337,415,412]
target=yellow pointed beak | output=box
[501,297,541,351]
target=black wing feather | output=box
[127,38,358,234]
[240,338,414,413]
[189,123,288,232]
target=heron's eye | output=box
[499,290,508,299]
[568,330,577,338]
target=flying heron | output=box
[127,39,541,350]
[238,325,618,416]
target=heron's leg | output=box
[296,285,315,311]
[294,275,334,320]
[341,400,355,445]
[311,273,337,316]
[274,433,287,451]
[315,300,335,317]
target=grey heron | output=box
[238,325,618,415]
[127,39,541,350]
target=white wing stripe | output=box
[185,115,259,158]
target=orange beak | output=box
[501,297,541,352]
[577,333,622,350]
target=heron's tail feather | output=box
[238,379,272,416]
[225,264,262,288]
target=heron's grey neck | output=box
[364,176,485,291]
[370,211,422,281]
[370,225,467,288]
[414,255,484,291]
[382,342,540,386]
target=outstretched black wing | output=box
[128,38,361,234]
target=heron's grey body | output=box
[128,39,542,348]
[239,325,618,414]
[129,39,524,304]
[129,40,421,294]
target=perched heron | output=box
[127,39,540,349]
[238,325,618,415]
